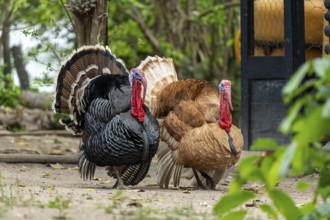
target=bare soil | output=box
[0,133,318,220]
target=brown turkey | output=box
[138,56,244,189]
[53,45,160,189]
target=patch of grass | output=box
[47,195,71,220]
[98,190,215,220]
[0,173,37,217]
[109,190,128,209]
[54,138,63,144]
[82,193,93,200]
[42,172,52,178]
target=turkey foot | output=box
[192,168,206,189]
[199,170,216,189]
[111,166,126,189]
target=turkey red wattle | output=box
[219,80,232,133]
[130,70,147,123]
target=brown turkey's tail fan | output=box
[53,44,128,132]
[137,56,177,115]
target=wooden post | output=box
[324,0,330,55]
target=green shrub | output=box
[213,58,330,220]
[0,66,21,108]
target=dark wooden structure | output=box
[324,0,330,53]
[240,0,306,149]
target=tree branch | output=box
[0,154,77,164]
[115,0,163,56]
[199,2,240,18]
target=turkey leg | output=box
[112,166,126,189]
[192,168,206,189]
[199,170,216,189]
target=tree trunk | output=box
[12,45,30,90]
[1,7,12,88]
[68,0,108,46]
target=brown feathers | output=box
[177,124,243,171]
[137,56,178,115]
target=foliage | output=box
[109,0,240,81]
[108,0,241,124]
[0,0,73,90]
[0,65,21,108]
[47,195,71,219]
[0,173,37,217]
[213,57,330,219]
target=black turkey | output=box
[53,45,160,189]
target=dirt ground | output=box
[0,133,318,220]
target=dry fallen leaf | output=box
[67,166,79,171]
[244,183,266,194]
[15,140,29,147]
[50,149,65,155]
[245,201,257,207]
[20,165,28,172]
[100,180,112,184]
[49,163,64,169]
[126,202,142,208]
[17,182,26,187]
[144,183,158,187]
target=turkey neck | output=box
[219,90,232,133]
[131,79,145,123]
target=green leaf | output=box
[316,204,330,218]
[322,99,330,118]
[318,168,330,198]
[251,138,278,150]
[236,155,263,183]
[282,61,310,96]
[296,180,310,192]
[265,148,286,188]
[279,142,297,178]
[213,191,255,214]
[279,101,303,134]
[218,210,247,220]
[259,204,278,220]
[300,202,316,215]
[313,58,330,78]
[268,188,300,220]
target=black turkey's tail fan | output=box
[53,44,129,130]
[78,150,96,181]
[107,160,152,186]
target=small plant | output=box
[47,196,71,219]
[42,172,52,178]
[82,193,93,200]
[0,173,36,218]
[109,190,128,209]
